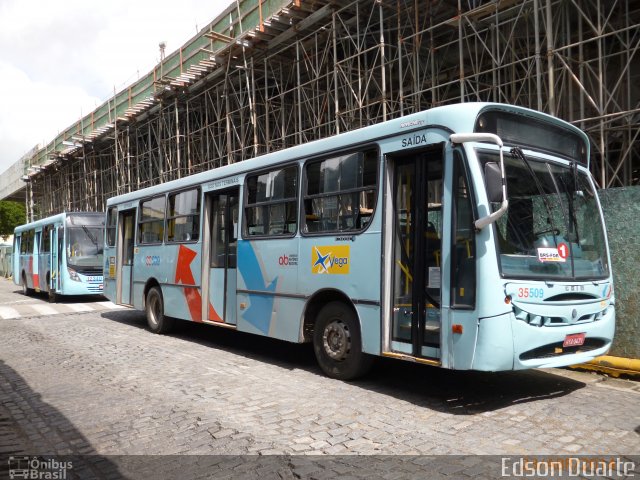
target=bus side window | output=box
[167,189,200,243]
[106,207,117,247]
[19,233,26,254]
[139,196,165,244]
[21,230,33,255]
[302,150,377,234]
[228,195,238,268]
[42,225,51,253]
[451,152,476,308]
[244,165,298,237]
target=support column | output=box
[458,0,465,101]
[379,1,387,121]
[546,0,555,115]
[534,0,542,111]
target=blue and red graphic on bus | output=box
[175,245,222,322]
[238,241,277,334]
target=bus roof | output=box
[14,212,104,234]
[107,102,587,206]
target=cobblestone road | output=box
[0,278,639,478]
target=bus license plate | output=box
[563,333,586,347]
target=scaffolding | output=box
[24,0,640,219]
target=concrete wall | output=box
[599,186,640,358]
[0,245,12,278]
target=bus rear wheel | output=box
[313,301,373,380]
[21,273,34,296]
[145,286,174,334]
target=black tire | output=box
[47,273,57,303]
[21,273,34,296]
[313,301,373,380]
[48,288,58,303]
[145,286,174,334]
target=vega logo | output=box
[311,245,350,274]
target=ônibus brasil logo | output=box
[312,246,350,274]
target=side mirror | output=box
[450,133,508,230]
[484,162,503,203]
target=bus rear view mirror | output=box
[450,133,508,230]
[484,162,503,203]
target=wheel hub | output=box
[323,320,351,361]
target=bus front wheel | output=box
[145,286,174,334]
[313,301,373,380]
[48,289,57,303]
[47,273,57,303]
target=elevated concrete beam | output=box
[0,155,28,203]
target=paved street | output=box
[0,277,639,478]
[0,297,125,319]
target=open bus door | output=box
[50,225,61,299]
[116,209,135,305]
[387,145,478,368]
[33,230,41,292]
[388,147,444,361]
[202,188,239,325]
[12,235,20,282]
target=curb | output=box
[571,355,640,378]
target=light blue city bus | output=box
[14,212,105,302]
[103,103,614,379]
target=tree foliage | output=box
[0,201,26,239]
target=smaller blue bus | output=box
[13,212,105,302]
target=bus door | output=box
[12,235,20,283]
[50,226,61,293]
[33,230,41,292]
[116,209,136,305]
[389,148,444,360]
[202,189,239,324]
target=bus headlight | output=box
[67,267,81,282]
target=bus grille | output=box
[513,304,605,326]
[73,266,103,275]
[86,282,103,294]
[519,338,606,361]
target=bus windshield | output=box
[479,150,609,280]
[67,226,104,268]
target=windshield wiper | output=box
[510,147,559,242]
[82,226,97,245]
[557,171,581,246]
[570,161,581,246]
[82,225,99,253]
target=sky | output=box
[0,0,229,175]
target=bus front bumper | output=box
[471,306,615,371]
